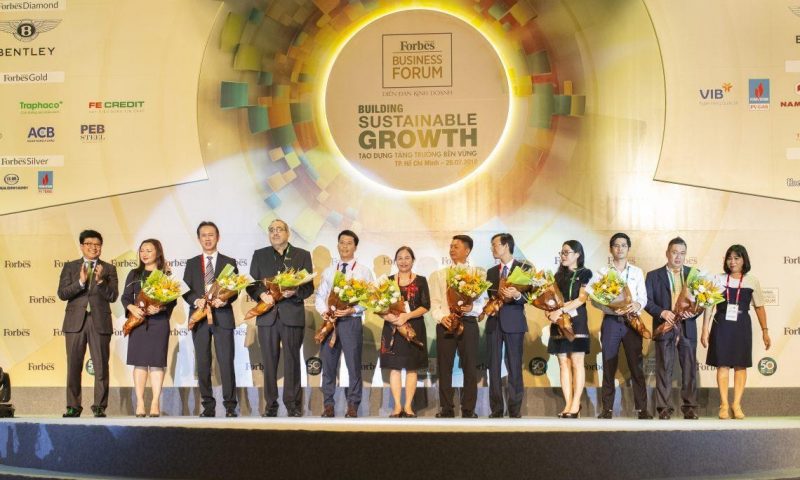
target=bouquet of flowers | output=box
[524,268,575,342]
[363,276,423,348]
[314,271,370,347]
[244,268,314,320]
[653,267,724,338]
[480,264,535,321]
[443,265,491,336]
[588,269,651,339]
[123,270,186,336]
[189,264,253,329]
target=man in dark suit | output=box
[486,233,528,418]
[247,219,314,417]
[183,221,239,418]
[645,236,700,420]
[57,229,119,418]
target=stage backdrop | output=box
[1,0,798,390]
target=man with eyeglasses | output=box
[183,221,240,417]
[587,232,652,419]
[247,219,314,417]
[56,229,119,417]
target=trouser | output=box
[193,321,237,411]
[487,327,525,415]
[654,326,698,414]
[65,312,110,410]
[258,317,304,410]
[436,318,479,413]
[600,315,647,411]
[320,315,362,407]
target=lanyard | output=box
[336,260,357,275]
[725,274,744,305]
[667,267,685,294]
[568,268,582,299]
[200,253,215,277]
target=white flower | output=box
[457,300,464,306]
[697,285,706,293]
[333,287,341,294]
[546,299,555,307]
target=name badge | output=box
[404,301,411,313]
[725,304,739,321]
[567,309,578,318]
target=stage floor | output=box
[3,416,800,479]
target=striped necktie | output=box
[205,256,214,286]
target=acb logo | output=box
[28,127,55,139]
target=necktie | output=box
[501,265,508,279]
[205,256,214,285]
[340,263,348,274]
[86,261,95,313]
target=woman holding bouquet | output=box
[122,239,177,417]
[380,246,430,418]
[547,240,592,418]
[701,245,770,419]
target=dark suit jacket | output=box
[246,244,314,327]
[645,265,700,341]
[57,258,119,334]
[485,260,528,334]
[182,253,239,330]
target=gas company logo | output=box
[37,170,52,192]
[0,18,60,42]
[748,79,770,110]
[698,82,737,105]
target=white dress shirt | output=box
[314,259,374,317]
[586,262,647,315]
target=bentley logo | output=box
[0,19,61,42]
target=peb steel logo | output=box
[0,18,60,41]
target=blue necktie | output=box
[340,263,348,274]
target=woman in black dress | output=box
[701,245,770,419]
[547,240,593,418]
[379,246,429,418]
[122,239,176,417]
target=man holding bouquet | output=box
[248,219,314,417]
[429,235,487,418]
[486,233,527,418]
[183,221,240,418]
[57,229,119,418]
[645,237,700,420]
[587,233,651,419]
[314,230,373,418]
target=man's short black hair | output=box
[452,234,473,251]
[491,233,515,254]
[196,221,219,237]
[79,230,103,245]
[338,229,359,247]
[609,232,631,248]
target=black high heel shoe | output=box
[563,406,582,419]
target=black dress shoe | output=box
[684,411,699,420]
[321,405,335,418]
[92,407,106,418]
[287,408,302,418]
[135,413,146,418]
[62,407,82,418]
[262,408,278,418]
[435,410,455,418]
[597,410,613,419]
[389,412,403,418]
[225,409,238,418]
[488,411,504,418]
[199,410,216,418]
[461,410,478,419]
[403,411,417,418]
[509,412,522,419]
[637,410,654,420]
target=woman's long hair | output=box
[555,240,585,281]
[134,238,167,277]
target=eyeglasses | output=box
[559,250,575,256]
[268,227,286,233]
[82,242,102,248]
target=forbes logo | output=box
[4,328,31,336]
[27,126,54,142]
[29,295,56,303]
[0,19,61,42]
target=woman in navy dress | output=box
[122,239,176,417]
[701,245,770,419]
[379,246,429,418]
[547,240,593,418]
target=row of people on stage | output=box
[56,223,770,420]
